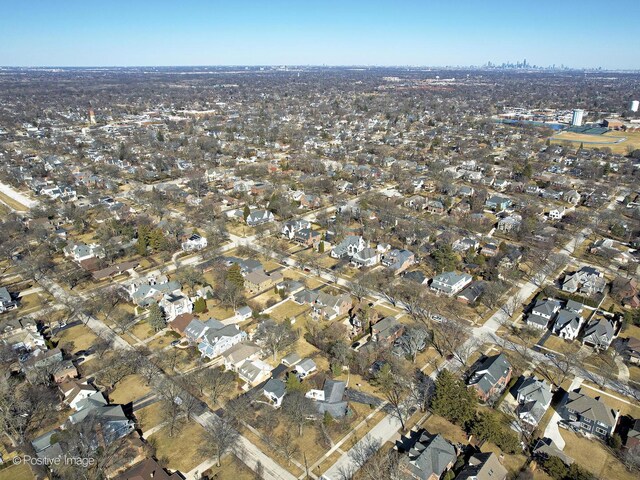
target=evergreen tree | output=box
[226,264,245,289]
[136,236,148,256]
[193,297,207,314]
[318,241,325,253]
[243,205,251,222]
[285,373,305,393]
[431,370,477,426]
[148,303,166,332]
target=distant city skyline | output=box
[2,1,639,69]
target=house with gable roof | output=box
[467,353,512,402]
[516,376,552,426]
[561,389,619,438]
[398,431,457,480]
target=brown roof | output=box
[113,458,181,480]
[170,313,195,334]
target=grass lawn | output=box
[560,429,636,480]
[0,190,28,211]
[542,335,581,356]
[249,289,281,310]
[109,374,152,404]
[268,300,310,321]
[147,331,180,350]
[202,454,256,480]
[149,421,206,473]
[136,401,164,433]
[53,323,98,354]
[0,462,34,480]
[421,414,469,445]
[130,320,156,341]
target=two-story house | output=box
[430,272,473,296]
[181,233,208,251]
[198,324,247,359]
[561,389,619,438]
[331,235,368,259]
[467,353,512,402]
[381,249,415,275]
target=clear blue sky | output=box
[1,0,639,68]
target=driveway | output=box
[543,376,583,449]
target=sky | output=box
[1,0,639,69]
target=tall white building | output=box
[571,109,584,126]
[631,100,639,112]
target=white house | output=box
[430,272,472,296]
[159,293,193,322]
[548,207,568,220]
[552,309,584,341]
[281,219,311,240]
[181,233,208,251]
[64,243,106,262]
[351,247,379,268]
[246,209,275,226]
[331,236,368,259]
[198,324,247,359]
[237,359,272,387]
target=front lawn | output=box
[109,374,152,405]
[53,323,98,354]
[149,421,206,473]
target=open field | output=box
[0,462,34,480]
[550,130,640,154]
[0,189,29,211]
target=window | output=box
[581,422,591,431]
[595,427,607,435]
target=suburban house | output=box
[426,200,445,215]
[497,214,522,232]
[245,270,284,294]
[561,267,606,297]
[198,324,247,359]
[516,376,552,427]
[235,305,253,321]
[404,195,428,210]
[526,298,562,330]
[263,378,286,407]
[294,358,318,379]
[181,233,208,251]
[223,342,262,371]
[246,209,275,226]
[60,379,98,410]
[467,353,513,402]
[222,256,264,276]
[158,293,193,322]
[381,249,415,275]
[455,453,507,480]
[312,292,352,320]
[430,271,473,296]
[0,287,17,313]
[282,219,311,239]
[351,247,379,268]
[548,207,568,220]
[457,281,486,304]
[67,391,135,444]
[305,379,348,418]
[169,313,194,336]
[113,458,182,480]
[485,195,512,212]
[623,337,640,365]
[126,275,182,307]
[561,389,619,438]
[183,318,225,343]
[552,309,584,341]
[398,431,457,480]
[237,358,272,387]
[293,228,321,247]
[371,316,405,345]
[582,317,616,350]
[331,235,368,259]
[404,270,429,285]
[64,242,106,262]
